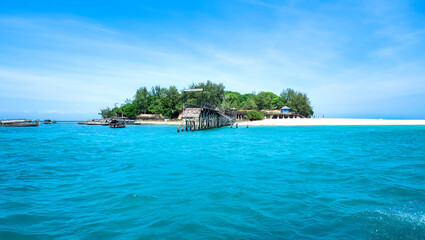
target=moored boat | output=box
[86,119,109,126]
[0,119,40,127]
[44,120,52,124]
[109,119,126,128]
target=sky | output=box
[1,0,425,120]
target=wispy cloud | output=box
[0,0,424,119]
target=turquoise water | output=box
[1,123,425,239]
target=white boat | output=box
[0,119,40,127]
[85,119,109,126]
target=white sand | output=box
[134,118,425,126]
[134,120,181,125]
[238,118,425,126]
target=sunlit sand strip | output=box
[134,120,181,125]
[239,118,425,126]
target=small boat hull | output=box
[0,119,40,127]
[109,119,126,128]
[109,125,126,128]
[86,122,108,125]
[0,122,40,127]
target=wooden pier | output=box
[180,103,235,131]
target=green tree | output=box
[167,86,181,108]
[280,88,314,117]
[166,86,182,118]
[99,83,314,119]
[241,94,257,110]
[221,91,242,109]
[185,80,225,107]
[147,86,166,114]
[121,103,137,119]
[133,87,149,114]
[99,107,115,118]
[255,92,279,110]
[247,110,264,120]
[112,103,123,118]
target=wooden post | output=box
[207,111,210,129]
[177,125,180,132]
[202,111,205,130]
[200,112,202,130]
[236,123,238,128]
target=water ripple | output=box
[1,124,425,239]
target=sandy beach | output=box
[134,120,181,125]
[135,118,425,126]
[239,118,425,126]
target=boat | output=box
[53,120,57,124]
[44,120,52,124]
[109,119,126,128]
[0,119,40,127]
[85,119,109,126]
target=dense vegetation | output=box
[247,110,265,120]
[99,81,314,119]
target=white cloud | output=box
[0,0,424,119]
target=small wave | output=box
[373,210,425,226]
[364,208,425,239]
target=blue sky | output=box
[1,0,425,120]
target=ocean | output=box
[1,123,425,239]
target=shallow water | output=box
[1,123,425,239]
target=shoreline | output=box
[239,118,425,126]
[132,118,425,126]
[134,120,181,125]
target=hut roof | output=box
[281,106,291,109]
[181,108,202,119]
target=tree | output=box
[247,110,264,120]
[133,87,149,114]
[255,92,279,110]
[99,83,314,119]
[112,104,123,118]
[167,86,182,111]
[221,91,242,109]
[185,80,225,107]
[280,88,314,117]
[121,103,137,119]
[99,107,115,118]
[146,86,165,114]
[241,94,257,110]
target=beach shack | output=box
[281,106,291,114]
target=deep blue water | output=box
[1,123,425,239]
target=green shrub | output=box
[247,110,264,120]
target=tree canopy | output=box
[99,82,314,118]
[184,80,225,107]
